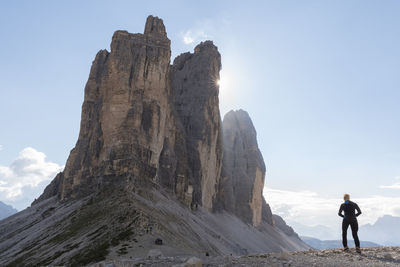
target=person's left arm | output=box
[355,204,362,217]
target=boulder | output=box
[184,257,202,267]
[172,257,202,267]
[147,249,163,259]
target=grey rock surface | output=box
[32,172,63,205]
[168,40,222,211]
[0,188,307,266]
[273,214,298,237]
[216,109,273,226]
[59,15,172,201]
[147,249,163,259]
[92,247,400,266]
[179,257,202,267]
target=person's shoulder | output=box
[350,201,358,206]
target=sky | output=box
[1,1,400,230]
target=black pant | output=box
[342,218,360,248]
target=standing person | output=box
[338,194,362,253]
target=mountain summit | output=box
[0,16,307,266]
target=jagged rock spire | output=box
[144,15,167,37]
[216,109,273,226]
[35,15,222,212]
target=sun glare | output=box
[216,70,228,90]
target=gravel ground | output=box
[94,246,400,266]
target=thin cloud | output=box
[380,182,400,189]
[0,147,63,210]
[0,145,3,151]
[380,176,400,189]
[181,29,209,45]
[264,187,340,229]
[179,17,227,46]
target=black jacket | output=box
[338,200,361,220]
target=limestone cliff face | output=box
[155,42,223,211]
[217,110,273,227]
[37,16,222,211]
[169,41,223,210]
[60,16,171,199]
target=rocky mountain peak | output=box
[0,16,307,266]
[144,15,167,37]
[216,109,272,227]
[37,15,221,211]
[34,15,275,228]
[194,40,218,53]
[222,109,260,153]
[57,17,172,200]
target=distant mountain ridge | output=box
[287,220,340,240]
[359,215,400,246]
[301,236,380,250]
[0,201,17,220]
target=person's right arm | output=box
[338,204,344,218]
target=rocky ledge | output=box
[93,246,400,267]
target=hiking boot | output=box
[343,246,349,252]
[356,247,361,254]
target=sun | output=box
[216,70,228,89]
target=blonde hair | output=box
[344,194,350,200]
